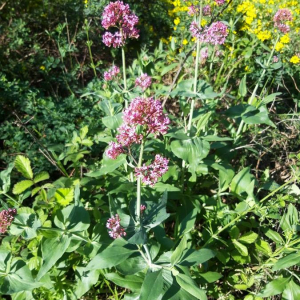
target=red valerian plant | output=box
[0,208,17,233]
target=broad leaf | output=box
[54,204,90,232]
[14,156,33,179]
[257,277,290,297]
[230,167,255,197]
[105,273,144,291]
[179,248,215,266]
[171,235,187,266]
[282,280,300,300]
[12,180,33,195]
[36,234,71,280]
[85,154,126,177]
[238,232,258,244]
[9,213,41,239]
[102,113,123,130]
[140,270,164,300]
[171,137,210,166]
[88,245,137,270]
[273,252,300,271]
[176,274,207,300]
[55,188,74,206]
[33,171,50,184]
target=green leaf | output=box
[273,252,300,271]
[33,171,50,184]
[257,277,290,297]
[230,167,255,197]
[198,272,222,283]
[255,239,272,257]
[232,239,248,256]
[74,267,101,298]
[85,154,126,177]
[140,270,164,300]
[242,106,276,128]
[265,229,284,244]
[176,273,207,300]
[0,258,41,294]
[12,180,33,195]
[102,113,123,130]
[54,204,90,232]
[79,125,89,139]
[116,253,147,275]
[238,75,247,97]
[55,188,74,206]
[88,245,137,270]
[171,138,210,165]
[37,234,71,280]
[282,280,300,300]
[0,163,14,193]
[238,232,258,244]
[144,191,170,229]
[161,62,179,76]
[9,213,41,239]
[260,92,281,106]
[179,248,215,267]
[128,228,147,245]
[280,204,298,232]
[171,235,187,266]
[14,156,33,179]
[105,273,144,291]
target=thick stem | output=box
[235,34,280,141]
[136,141,144,221]
[143,244,153,266]
[121,47,128,108]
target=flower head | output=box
[135,73,152,91]
[215,0,225,5]
[123,97,170,137]
[203,5,211,16]
[102,1,139,48]
[202,21,228,45]
[106,141,124,159]
[135,154,169,186]
[104,65,120,81]
[0,208,17,234]
[273,9,292,33]
[106,214,126,239]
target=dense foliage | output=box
[1,0,300,299]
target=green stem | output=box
[121,47,128,108]
[136,141,145,221]
[143,244,153,266]
[235,34,280,142]
[85,21,97,78]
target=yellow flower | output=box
[280,34,290,44]
[192,51,196,57]
[290,56,300,64]
[201,19,207,27]
[275,42,284,52]
[174,17,180,26]
[40,66,45,71]
[182,39,188,45]
[245,66,250,71]
[257,30,271,41]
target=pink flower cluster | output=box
[140,204,147,213]
[135,73,152,91]
[102,1,139,48]
[273,9,292,33]
[215,0,225,5]
[203,5,212,16]
[203,21,228,45]
[104,65,120,81]
[106,97,170,159]
[191,21,228,45]
[106,214,126,239]
[0,208,17,234]
[188,5,198,16]
[200,47,209,63]
[135,155,169,186]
